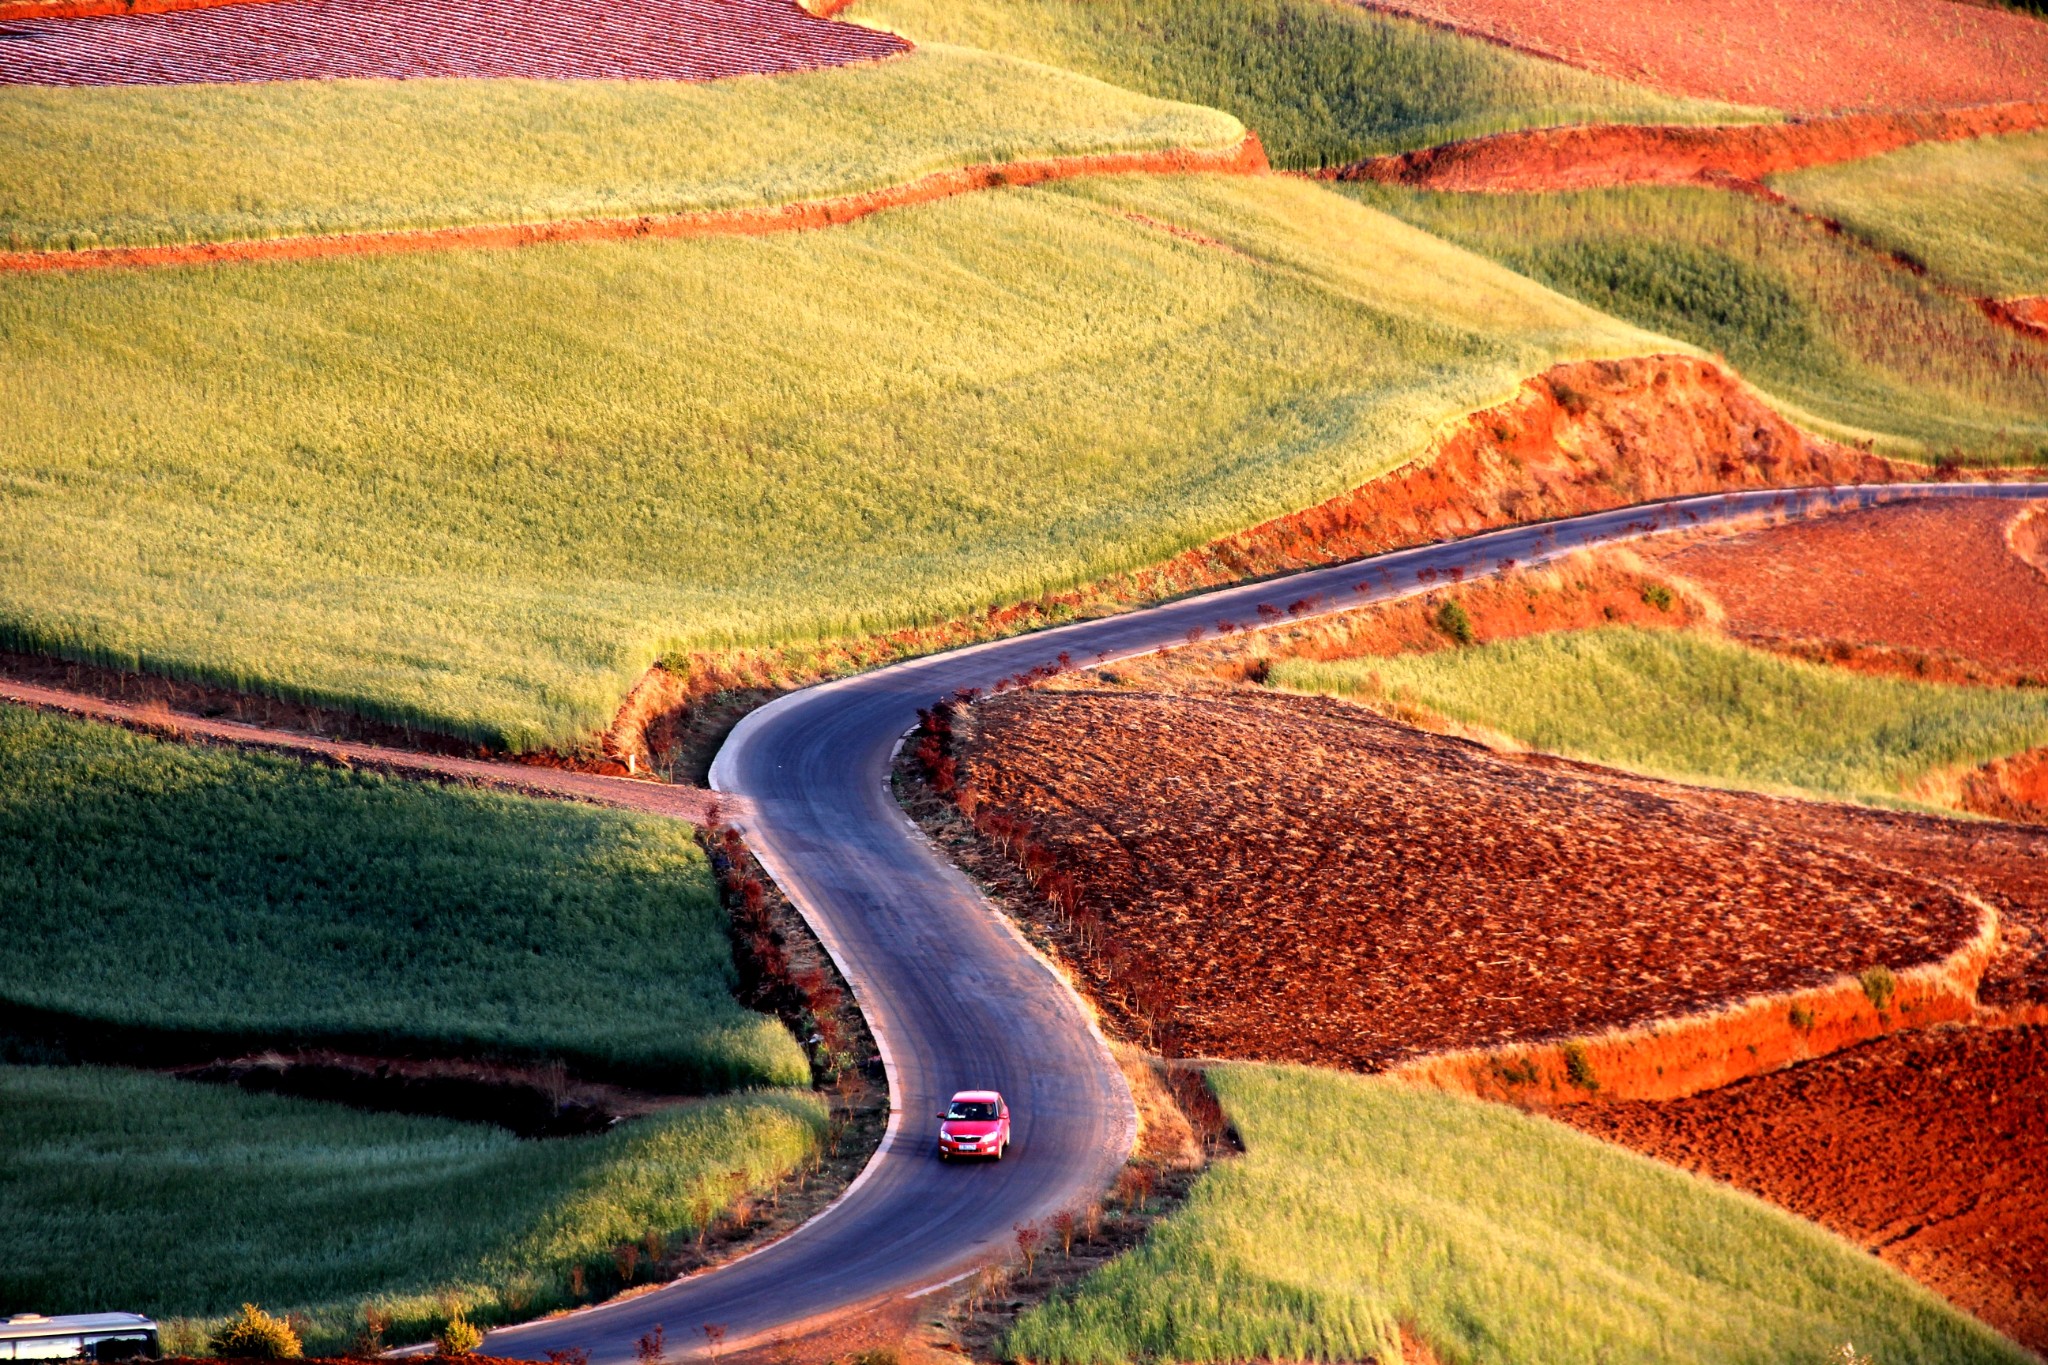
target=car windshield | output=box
[947,1101,998,1121]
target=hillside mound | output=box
[1361,0,2048,115]
[949,688,1985,1070]
[1565,1024,2048,1351]
[0,0,906,86]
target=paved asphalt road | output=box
[491,480,2047,1361]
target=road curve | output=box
[492,480,2046,1362]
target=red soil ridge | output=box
[0,0,906,87]
[1355,0,2048,116]
[1564,1024,2048,1351]
[1325,100,2048,193]
[0,0,270,19]
[0,135,1268,275]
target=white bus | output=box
[0,1315,158,1361]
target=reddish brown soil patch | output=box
[1562,1024,2048,1351]
[1642,498,2048,684]
[0,0,907,87]
[0,136,1266,274]
[1955,746,2048,824]
[0,0,269,19]
[1328,100,2048,192]
[1360,0,2048,115]
[945,688,1984,1074]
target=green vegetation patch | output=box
[0,1065,825,1348]
[0,47,1242,250]
[850,0,1765,170]
[0,706,806,1088]
[1343,181,2048,462]
[1007,1064,2028,1365]
[1273,627,2048,803]
[0,175,1662,748]
[1773,132,2048,299]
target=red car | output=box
[936,1089,1010,1161]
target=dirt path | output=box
[0,136,1266,275]
[0,678,734,823]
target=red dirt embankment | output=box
[0,135,1267,275]
[943,688,1989,1089]
[1327,100,2048,192]
[1564,1024,2048,1351]
[1358,0,2048,115]
[0,0,261,18]
[1641,498,2048,685]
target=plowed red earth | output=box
[952,688,1984,1069]
[1563,1025,2048,1351]
[1363,0,2048,114]
[1643,498,2048,684]
[0,0,906,86]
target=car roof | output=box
[949,1089,1002,1103]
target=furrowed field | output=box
[0,47,1242,250]
[0,706,807,1088]
[1274,626,2048,805]
[0,174,1665,748]
[1006,1066,2026,1365]
[1342,182,2048,461]
[0,1066,824,1348]
[850,0,1766,169]
[1773,132,2048,300]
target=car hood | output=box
[942,1121,1001,1137]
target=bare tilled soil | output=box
[1360,0,2048,114]
[946,688,1984,1072]
[1643,498,2048,685]
[1563,1024,2048,1351]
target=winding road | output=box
[473,481,2037,1360]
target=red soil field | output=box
[0,0,906,86]
[1564,1024,2048,1351]
[946,688,1987,1073]
[1361,0,2048,115]
[1329,99,2048,191]
[1642,497,2048,684]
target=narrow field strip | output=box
[0,0,276,18]
[0,136,1267,273]
[1329,100,2048,193]
[0,0,905,86]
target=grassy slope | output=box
[1008,1066,2027,1365]
[1344,182,2048,461]
[0,706,806,1088]
[1773,132,2048,299]
[0,1065,824,1347]
[0,47,1243,251]
[0,175,1665,748]
[852,0,1765,170]
[1272,627,2048,804]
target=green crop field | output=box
[1773,132,2048,300]
[0,1065,824,1350]
[0,705,806,1089]
[0,46,1242,251]
[1008,1064,2027,1365]
[1342,182,2048,462]
[850,0,1765,170]
[0,174,1665,749]
[1272,627,2048,804]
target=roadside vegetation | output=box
[850,0,1765,170]
[0,1065,825,1350]
[1342,181,2048,462]
[0,706,807,1088]
[1772,132,2048,299]
[0,47,1242,251]
[1273,626,2048,804]
[0,175,1664,749]
[1006,1065,2030,1365]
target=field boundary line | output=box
[0,134,1268,275]
[0,0,272,19]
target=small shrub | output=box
[209,1305,302,1360]
[1641,583,1675,612]
[1788,1006,1815,1031]
[1561,1042,1598,1091]
[1859,966,1899,1014]
[436,1315,483,1358]
[1433,599,1476,646]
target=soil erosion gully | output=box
[490,480,2046,1361]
